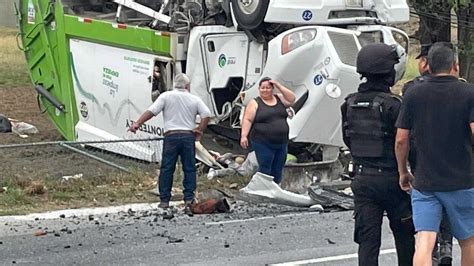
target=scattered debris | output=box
[127,208,135,216]
[309,204,324,211]
[239,172,319,207]
[34,230,47,236]
[189,198,231,214]
[61,174,83,181]
[163,212,175,220]
[207,151,258,180]
[195,141,225,169]
[308,184,354,210]
[11,121,39,135]
[342,187,353,197]
[166,236,184,244]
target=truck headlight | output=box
[281,29,317,55]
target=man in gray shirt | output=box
[129,73,211,209]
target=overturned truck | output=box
[15,0,410,179]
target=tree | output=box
[410,0,474,82]
[456,2,473,82]
[411,0,452,43]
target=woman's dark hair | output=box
[259,77,272,87]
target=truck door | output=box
[201,33,251,117]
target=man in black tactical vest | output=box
[341,43,415,266]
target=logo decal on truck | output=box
[302,10,313,21]
[218,54,236,68]
[218,54,227,68]
[102,67,120,97]
[314,74,324,86]
[79,102,89,119]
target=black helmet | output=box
[356,43,400,75]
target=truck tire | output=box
[231,0,269,30]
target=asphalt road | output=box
[0,202,461,265]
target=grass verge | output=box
[0,27,31,87]
[0,169,249,216]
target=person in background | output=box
[128,73,211,212]
[402,44,431,95]
[395,42,474,266]
[240,77,295,184]
[341,43,415,266]
[151,64,166,101]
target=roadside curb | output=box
[0,201,183,221]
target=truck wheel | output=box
[231,0,269,30]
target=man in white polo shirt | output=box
[128,73,211,209]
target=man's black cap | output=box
[416,44,432,59]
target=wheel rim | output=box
[237,0,259,15]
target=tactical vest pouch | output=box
[345,95,387,158]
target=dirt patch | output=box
[0,86,137,180]
[0,86,62,144]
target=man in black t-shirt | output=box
[395,42,474,266]
[403,42,454,265]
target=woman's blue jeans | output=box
[159,133,196,202]
[251,141,287,184]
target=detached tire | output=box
[231,0,269,30]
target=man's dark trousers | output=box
[159,133,196,202]
[352,171,415,266]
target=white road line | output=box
[270,248,396,265]
[205,211,320,226]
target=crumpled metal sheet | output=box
[238,172,323,209]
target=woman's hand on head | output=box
[269,80,280,88]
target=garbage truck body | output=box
[15,0,410,162]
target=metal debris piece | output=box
[238,172,320,208]
[34,230,47,236]
[308,184,354,210]
[163,212,175,220]
[166,236,183,244]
